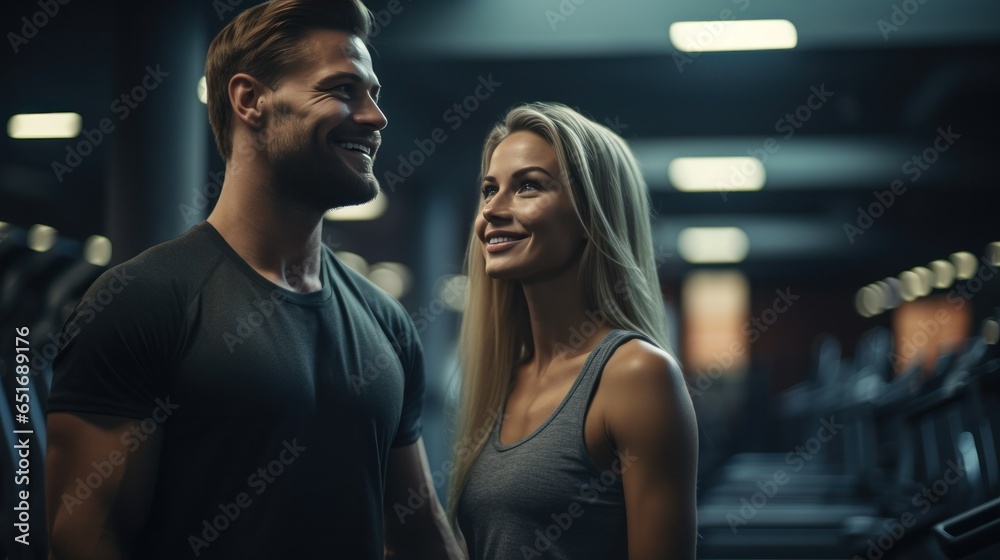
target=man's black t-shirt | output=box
[47,221,424,559]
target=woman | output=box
[449,102,698,559]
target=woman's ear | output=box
[229,72,268,129]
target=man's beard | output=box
[266,119,380,212]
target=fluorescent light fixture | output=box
[950,251,977,280]
[911,266,934,297]
[334,251,369,275]
[438,274,469,313]
[83,235,113,267]
[669,19,797,53]
[929,259,955,289]
[883,278,902,309]
[856,285,881,317]
[668,157,765,192]
[27,224,57,252]
[324,190,387,221]
[678,227,749,263]
[855,291,870,318]
[983,319,1000,345]
[899,270,920,302]
[197,76,208,104]
[368,262,412,299]
[8,112,82,139]
[870,283,886,314]
[987,242,1000,267]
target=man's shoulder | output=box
[325,247,414,328]
[86,223,223,305]
[130,222,221,272]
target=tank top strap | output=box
[562,328,656,418]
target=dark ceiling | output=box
[1,0,998,290]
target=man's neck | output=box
[207,171,326,294]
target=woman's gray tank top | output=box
[458,329,651,559]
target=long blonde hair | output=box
[447,102,670,522]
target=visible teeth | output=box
[336,142,371,155]
[489,236,520,245]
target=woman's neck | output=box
[520,263,612,377]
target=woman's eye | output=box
[481,185,497,199]
[519,182,540,193]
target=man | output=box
[45,1,464,558]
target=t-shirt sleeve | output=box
[391,315,425,448]
[47,263,184,420]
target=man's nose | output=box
[356,93,388,130]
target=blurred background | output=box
[2,0,999,558]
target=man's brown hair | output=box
[205,0,373,160]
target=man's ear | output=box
[229,73,269,129]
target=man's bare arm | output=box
[46,412,162,560]
[383,437,466,559]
